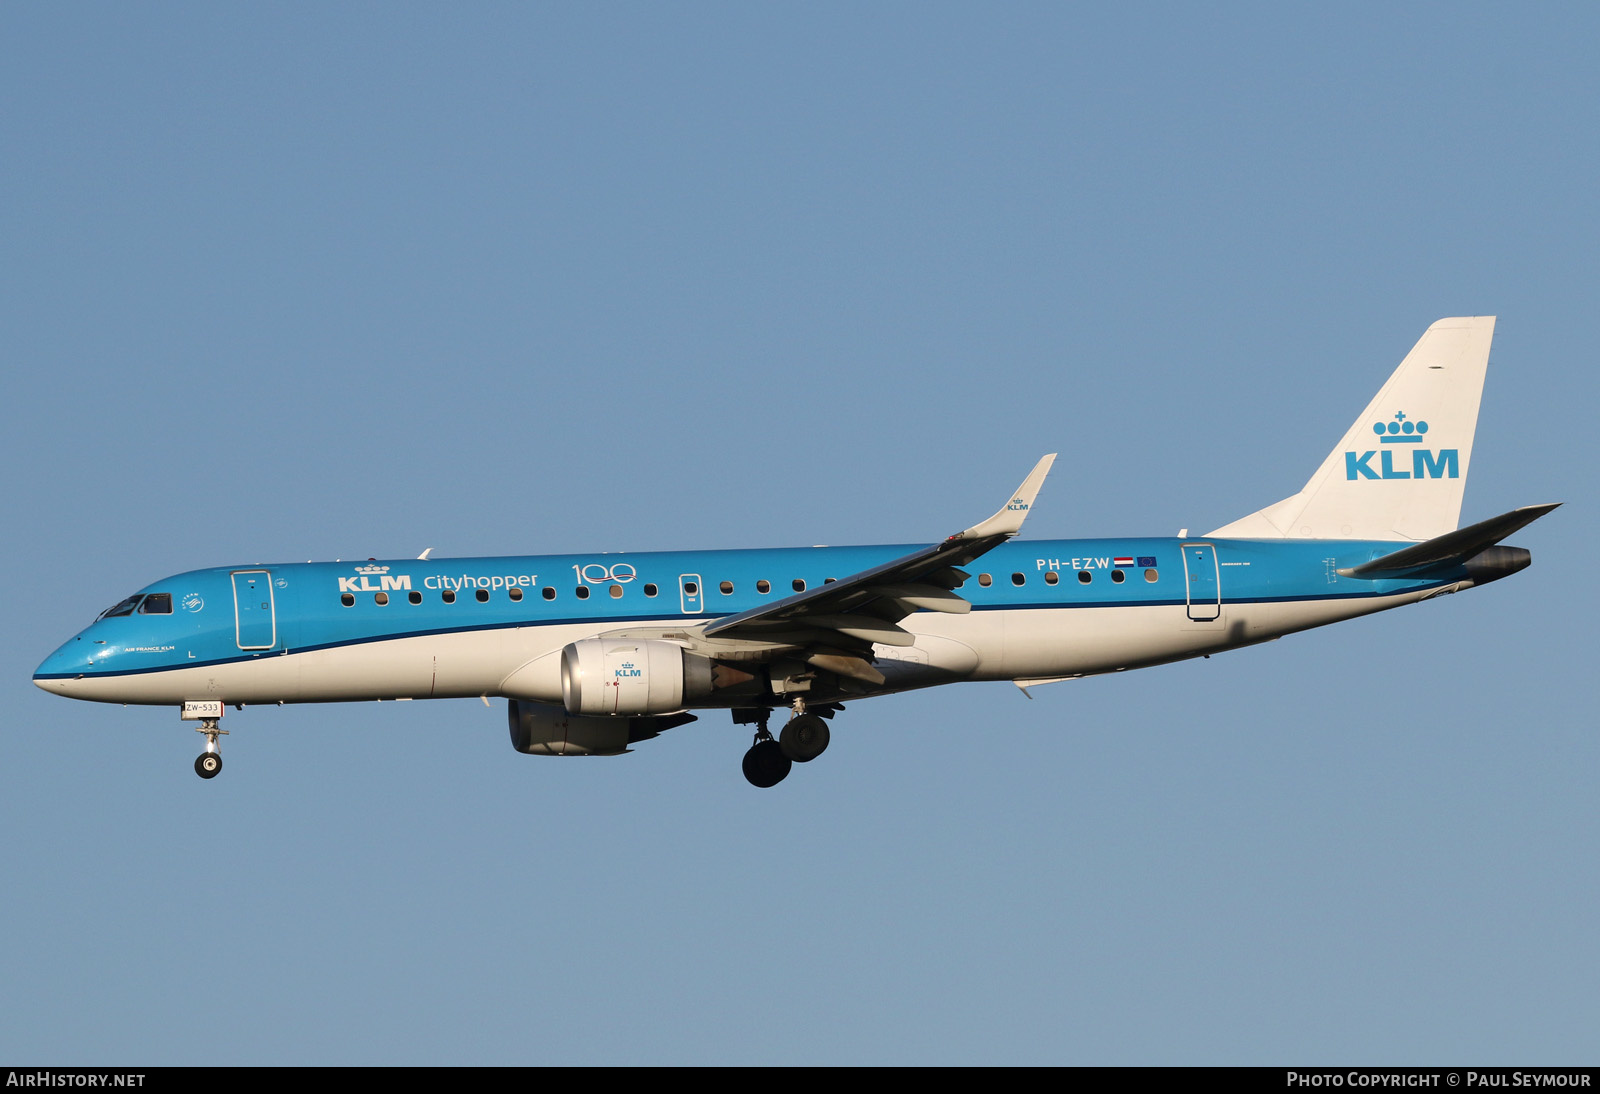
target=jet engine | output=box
[560,638,715,716]
[507,698,696,756]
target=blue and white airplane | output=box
[35,317,1555,786]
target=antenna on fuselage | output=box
[418,548,433,560]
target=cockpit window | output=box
[138,593,173,615]
[98,595,143,619]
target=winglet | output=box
[955,454,1057,540]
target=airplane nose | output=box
[34,637,90,694]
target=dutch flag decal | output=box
[1113,556,1134,567]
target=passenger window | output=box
[609,584,623,598]
[341,593,355,607]
[978,574,992,587]
[1078,570,1092,584]
[576,586,590,599]
[1011,573,1025,586]
[508,587,523,602]
[138,593,173,614]
[757,580,771,594]
[375,592,390,606]
[1144,568,1159,583]
[409,590,423,605]
[643,583,658,597]
[542,586,556,600]
[1044,571,1059,586]
[476,588,490,603]
[792,579,806,592]
[683,581,698,595]
[1111,569,1126,584]
[442,590,456,604]
[719,581,734,595]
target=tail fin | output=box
[1208,316,1495,542]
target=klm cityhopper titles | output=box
[35,317,1555,787]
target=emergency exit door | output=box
[679,574,704,614]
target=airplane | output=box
[33,316,1556,787]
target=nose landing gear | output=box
[194,718,227,780]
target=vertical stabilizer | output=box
[1207,316,1494,542]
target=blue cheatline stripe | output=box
[34,585,1446,682]
[32,610,707,679]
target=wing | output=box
[699,455,1056,680]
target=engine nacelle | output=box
[507,699,696,756]
[560,638,714,716]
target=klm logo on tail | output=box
[1345,412,1458,481]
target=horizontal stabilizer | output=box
[1338,503,1559,579]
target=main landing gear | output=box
[740,701,833,788]
[194,718,227,780]
[742,733,789,788]
[780,712,830,763]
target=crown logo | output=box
[1371,410,1429,444]
[354,564,390,575]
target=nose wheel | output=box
[194,718,228,780]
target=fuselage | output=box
[33,536,1466,709]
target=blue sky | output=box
[2,3,1595,1063]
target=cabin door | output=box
[1183,545,1221,622]
[232,570,277,649]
